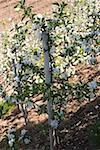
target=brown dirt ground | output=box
[0,0,63,32]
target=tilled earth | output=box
[0,0,62,32]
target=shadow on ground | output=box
[0,96,100,150]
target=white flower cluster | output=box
[19,129,30,145]
[7,127,30,148]
[5,96,11,102]
[88,55,97,65]
[14,76,20,82]
[34,75,43,84]
[35,30,42,41]
[88,80,97,101]
[7,127,16,148]
[11,98,17,104]
[22,59,32,66]
[16,63,22,70]
[50,119,59,129]
[88,80,97,90]
[21,129,27,136]
[26,101,33,110]
[52,67,60,74]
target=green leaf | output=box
[14,4,19,9]
[52,2,59,6]
[21,0,25,5]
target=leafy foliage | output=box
[0,0,99,149]
[0,101,14,118]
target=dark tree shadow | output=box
[58,96,100,150]
[0,96,100,150]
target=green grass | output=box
[0,101,15,119]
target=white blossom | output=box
[33,24,40,30]
[88,55,97,65]
[52,4,58,12]
[33,55,40,61]
[5,96,11,102]
[8,17,12,21]
[22,59,32,66]
[90,93,96,100]
[95,105,99,109]
[37,14,43,19]
[11,98,17,103]
[14,76,20,82]
[50,120,59,129]
[52,67,60,74]
[27,101,33,109]
[21,75,28,81]
[35,76,43,84]
[8,127,16,133]
[60,73,67,80]
[37,49,41,57]
[8,139,15,147]
[14,7,20,12]
[18,136,23,141]
[88,80,97,89]
[7,133,15,140]
[24,138,30,144]
[50,46,56,54]
[21,129,27,136]
[35,30,42,41]
[16,63,22,70]
[84,47,91,53]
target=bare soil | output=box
[0,0,61,32]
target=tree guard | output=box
[42,31,54,150]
